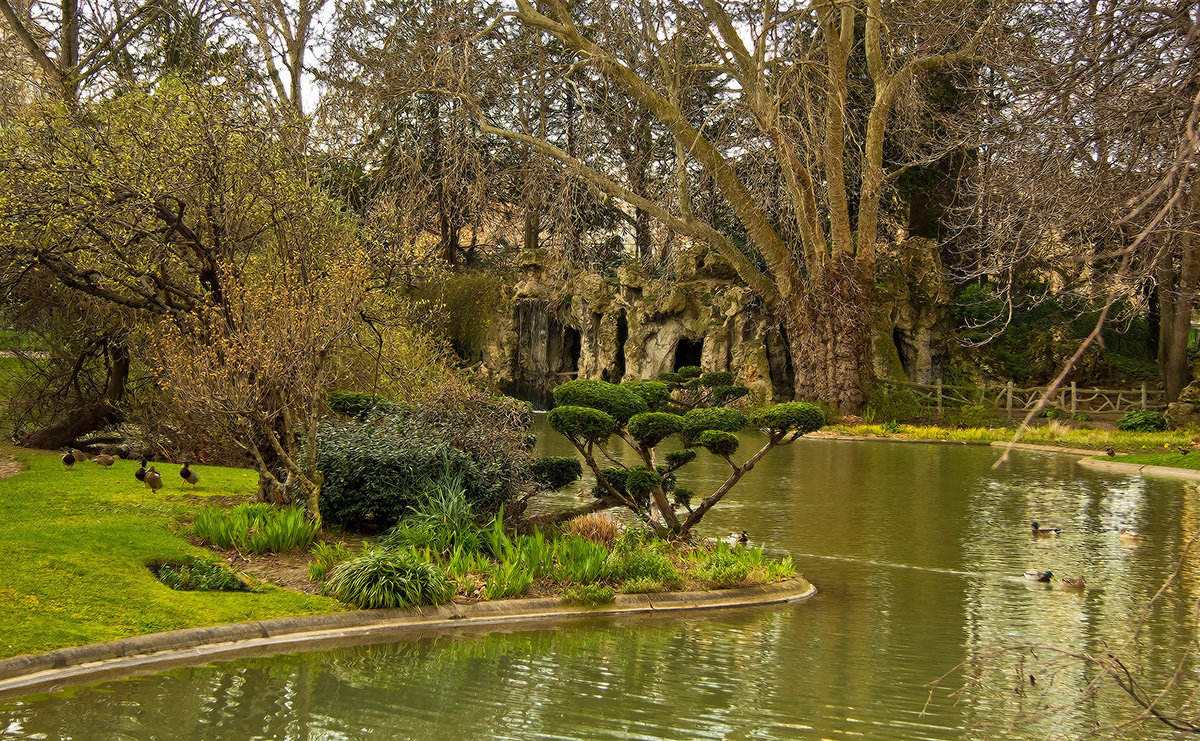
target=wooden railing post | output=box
[1070,382,1077,416]
[1006,381,1013,414]
[936,379,943,417]
[1142,383,1147,410]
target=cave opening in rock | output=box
[560,326,581,373]
[614,310,628,379]
[674,337,703,370]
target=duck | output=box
[725,530,749,547]
[134,459,148,485]
[144,466,163,493]
[1058,576,1085,590]
[1105,447,1116,457]
[1176,445,1191,456]
[1031,521,1061,537]
[1118,528,1142,541]
[179,461,199,488]
[70,447,89,462]
[1024,570,1053,582]
[92,453,116,468]
[61,448,76,470]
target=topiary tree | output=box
[548,379,824,539]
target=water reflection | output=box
[3,428,1199,739]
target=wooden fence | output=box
[877,379,1167,416]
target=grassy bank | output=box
[826,422,1196,456]
[0,448,339,660]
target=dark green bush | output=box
[700,371,734,387]
[699,430,739,457]
[680,407,748,442]
[676,366,702,380]
[624,380,672,411]
[748,402,825,433]
[624,467,662,502]
[561,583,615,605]
[548,405,615,442]
[324,547,455,609]
[664,449,696,470]
[317,387,535,532]
[711,385,750,405]
[628,412,683,447]
[1117,409,1168,432]
[552,379,648,422]
[1103,352,1160,381]
[529,456,583,490]
[327,391,406,420]
[591,467,629,499]
[1037,405,1067,419]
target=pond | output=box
[3,420,1198,739]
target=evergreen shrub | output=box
[1117,409,1168,432]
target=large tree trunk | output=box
[1159,187,1200,401]
[785,257,873,412]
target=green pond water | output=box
[4,419,1200,739]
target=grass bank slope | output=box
[0,448,339,659]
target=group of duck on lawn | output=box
[1023,521,1142,590]
[60,447,198,490]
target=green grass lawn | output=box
[829,423,1196,456]
[0,447,340,660]
[1103,450,1200,470]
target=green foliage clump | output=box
[624,467,662,503]
[1037,405,1067,420]
[552,535,609,584]
[381,471,483,554]
[561,584,616,606]
[155,562,247,592]
[308,542,353,582]
[421,271,504,363]
[628,412,683,447]
[326,391,407,420]
[528,456,583,490]
[950,404,993,428]
[553,379,649,422]
[193,504,318,553]
[749,402,825,433]
[316,388,533,531]
[1118,409,1168,432]
[681,407,748,441]
[687,544,752,588]
[711,385,750,405]
[664,449,697,470]
[591,467,629,500]
[676,366,702,380]
[604,548,682,590]
[700,371,734,387]
[698,430,739,457]
[624,380,672,411]
[548,406,615,442]
[324,547,455,609]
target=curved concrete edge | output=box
[1077,457,1200,481]
[0,578,815,697]
[817,434,991,447]
[988,441,1103,456]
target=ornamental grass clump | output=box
[193,503,318,553]
[324,546,454,609]
[155,562,247,592]
[308,541,353,582]
[562,512,622,546]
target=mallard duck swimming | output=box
[1119,528,1142,541]
[1024,570,1053,582]
[725,530,749,547]
[179,461,199,488]
[1031,521,1061,537]
[1058,576,1085,590]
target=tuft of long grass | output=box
[562,512,622,546]
[324,546,454,609]
[308,541,353,582]
[193,503,317,554]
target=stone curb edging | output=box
[0,578,815,697]
[1076,457,1200,481]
